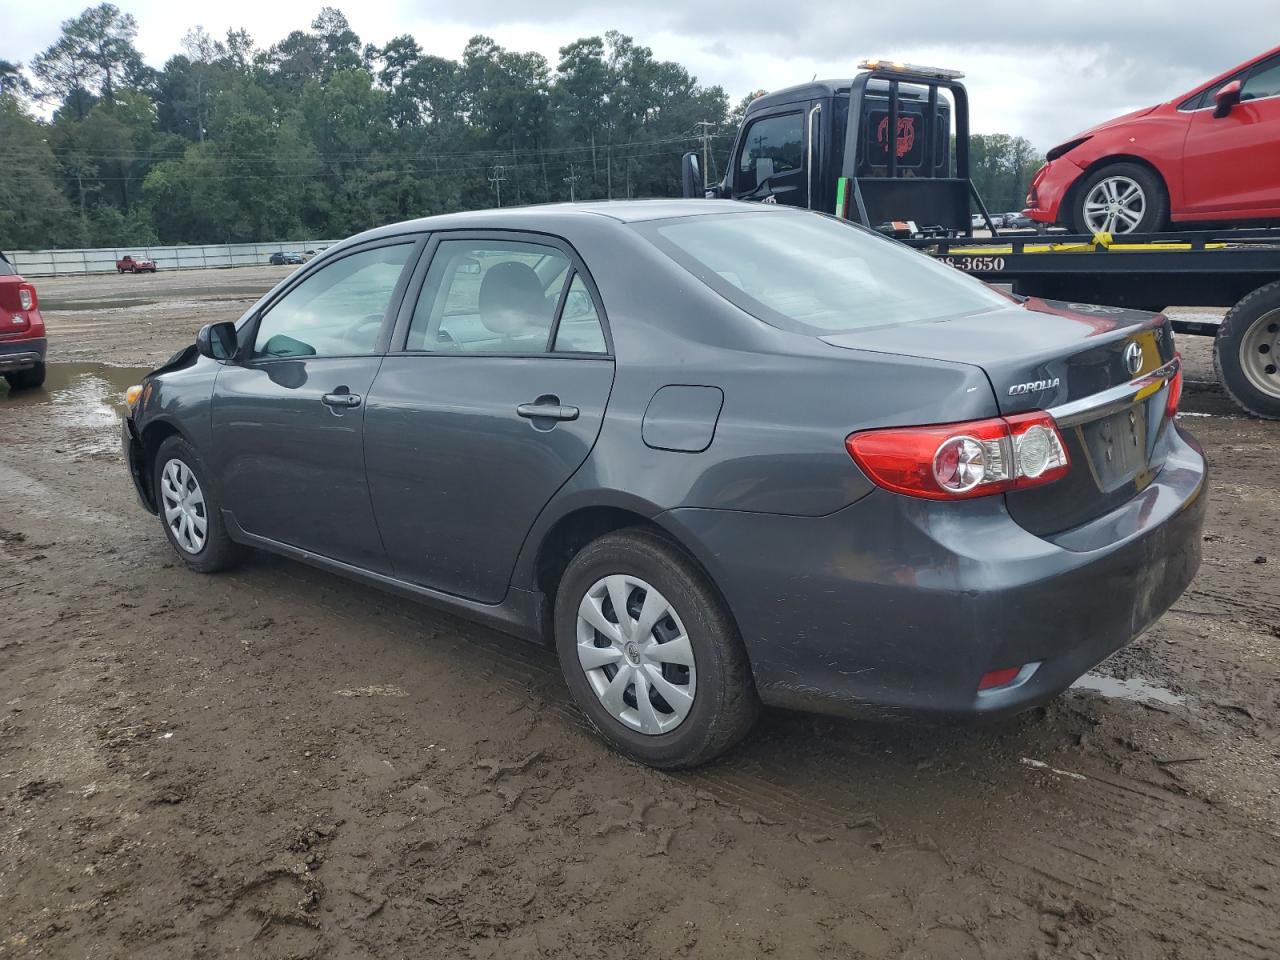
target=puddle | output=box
[1071,672,1186,706]
[41,298,158,311]
[1,362,152,456]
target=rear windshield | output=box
[636,211,1009,335]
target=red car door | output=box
[1181,55,1280,218]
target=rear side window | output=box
[553,274,607,354]
[637,211,1009,335]
[408,240,574,354]
[253,244,412,358]
[0,254,15,277]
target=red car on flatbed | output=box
[1025,45,1280,235]
[117,254,157,273]
[0,252,46,390]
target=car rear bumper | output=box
[1023,158,1080,226]
[660,425,1207,720]
[0,336,46,372]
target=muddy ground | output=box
[1,268,1278,959]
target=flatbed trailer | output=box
[903,228,1280,418]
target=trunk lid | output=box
[821,297,1179,536]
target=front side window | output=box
[407,240,572,354]
[253,244,412,358]
[737,112,804,193]
[637,210,1010,336]
[1243,56,1280,101]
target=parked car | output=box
[0,252,47,390]
[117,255,157,273]
[122,201,1206,767]
[1002,212,1035,229]
[1026,45,1280,235]
[269,252,305,265]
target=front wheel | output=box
[1214,280,1280,419]
[554,529,759,768]
[151,436,246,572]
[1071,162,1168,236]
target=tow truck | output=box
[681,60,1280,419]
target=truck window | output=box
[736,112,804,201]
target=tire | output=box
[554,528,759,768]
[4,362,45,391]
[151,436,246,573]
[1070,162,1168,236]
[1213,280,1280,419]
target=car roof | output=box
[348,199,781,245]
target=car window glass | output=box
[408,240,570,354]
[1194,70,1248,109]
[0,255,15,277]
[552,274,607,354]
[737,112,803,192]
[640,211,1010,336]
[253,244,411,359]
[1243,57,1280,100]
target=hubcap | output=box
[160,458,207,554]
[1239,309,1280,400]
[575,574,697,736]
[1083,176,1146,234]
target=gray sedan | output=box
[122,200,1207,768]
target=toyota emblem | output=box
[1123,341,1143,376]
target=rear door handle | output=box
[517,401,578,422]
[322,392,362,408]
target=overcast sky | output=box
[3,1,1274,147]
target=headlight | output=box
[125,384,143,408]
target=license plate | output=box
[1081,403,1149,490]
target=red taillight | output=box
[846,411,1070,501]
[18,284,36,311]
[1165,353,1183,419]
[978,666,1023,691]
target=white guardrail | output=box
[6,241,342,277]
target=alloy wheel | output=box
[1239,309,1280,400]
[160,458,207,554]
[1082,176,1146,234]
[575,574,697,735]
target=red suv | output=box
[1025,46,1280,235]
[0,252,46,391]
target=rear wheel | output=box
[152,436,246,572]
[4,362,46,390]
[1214,281,1280,419]
[1071,162,1168,235]
[554,529,759,768]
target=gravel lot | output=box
[1,267,1278,959]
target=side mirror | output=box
[681,151,704,199]
[1213,80,1242,119]
[196,321,238,361]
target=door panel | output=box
[212,357,390,570]
[209,240,419,570]
[1182,63,1280,216]
[364,356,614,602]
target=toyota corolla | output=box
[122,200,1207,768]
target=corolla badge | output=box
[1008,377,1061,396]
[1123,341,1143,376]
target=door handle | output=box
[322,391,362,408]
[517,401,579,422]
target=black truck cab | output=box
[687,61,996,237]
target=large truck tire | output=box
[1214,280,1280,420]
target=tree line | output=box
[0,4,1041,250]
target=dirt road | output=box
[2,270,1278,959]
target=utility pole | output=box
[488,164,508,207]
[562,163,581,202]
[695,120,716,181]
